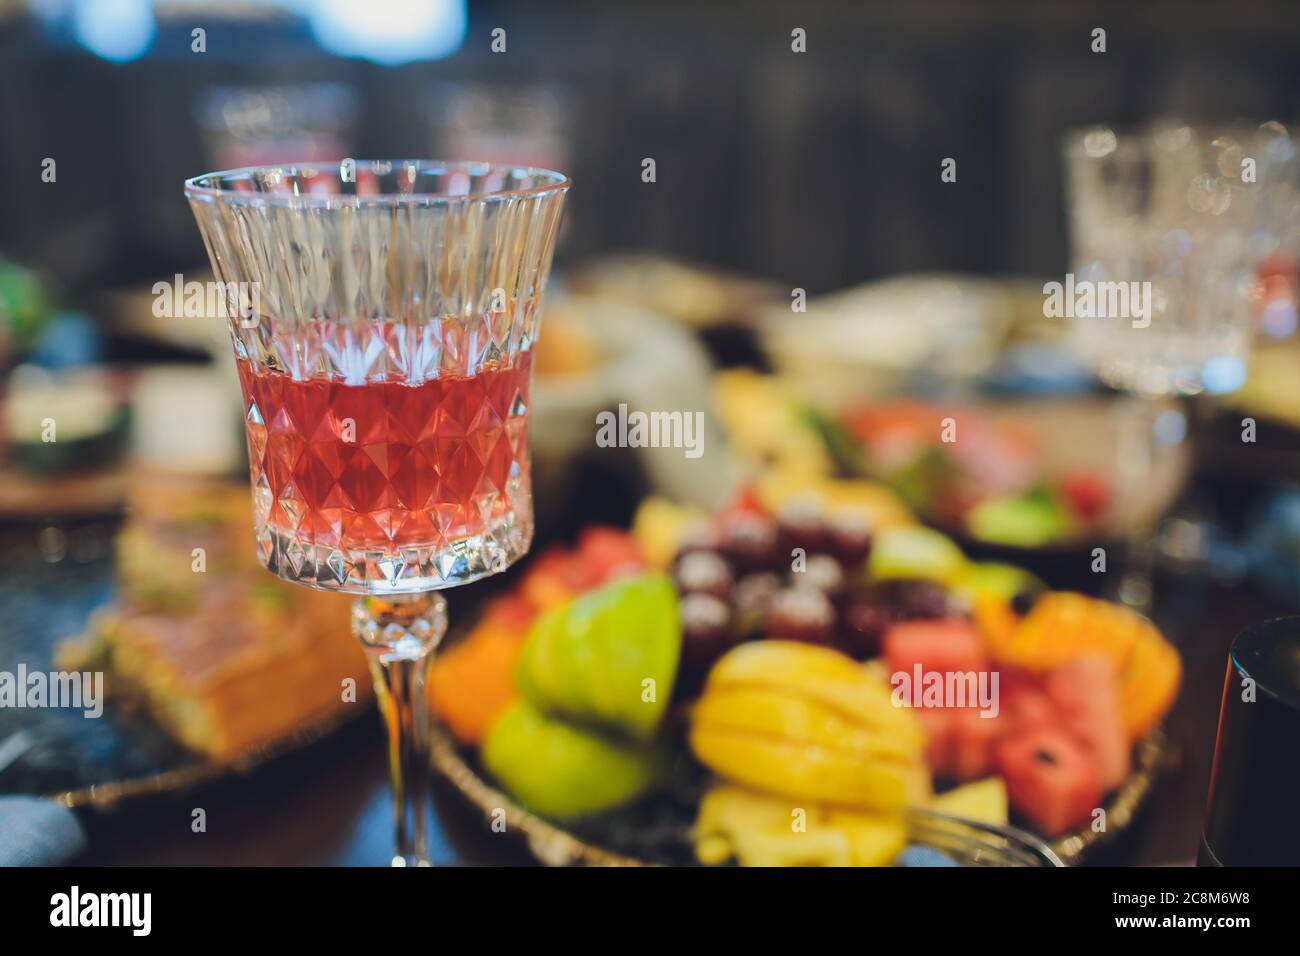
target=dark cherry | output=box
[677,593,736,694]
[733,571,780,612]
[827,513,873,569]
[792,553,844,594]
[675,521,723,559]
[837,597,893,659]
[767,587,836,645]
[776,499,835,557]
[719,513,779,574]
[673,550,733,599]
[880,579,952,620]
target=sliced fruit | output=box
[515,573,681,740]
[691,643,929,809]
[929,777,1009,826]
[996,725,1103,837]
[915,706,958,775]
[966,493,1070,548]
[519,548,582,612]
[632,497,707,570]
[703,641,924,748]
[713,369,833,476]
[915,704,1006,783]
[824,810,909,866]
[692,685,921,763]
[689,723,931,811]
[956,562,1043,605]
[575,526,645,585]
[1000,671,1057,738]
[696,782,804,836]
[1060,470,1110,522]
[947,706,1004,782]
[1045,657,1130,790]
[841,399,935,451]
[1000,591,1181,741]
[694,784,848,866]
[694,834,734,866]
[729,829,855,867]
[428,622,525,745]
[756,470,915,531]
[1117,631,1182,743]
[694,784,908,866]
[882,618,990,681]
[477,592,537,634]
[868,526,968,586]
[482,700,668,821]
[972,595,1021,661]
[999,591,1153,673]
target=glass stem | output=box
[1114,395,1160,611]
[352,592,448,867]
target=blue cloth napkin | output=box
[0,796,85,866]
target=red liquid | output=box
[236,352,532,553]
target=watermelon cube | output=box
[1001,671,1057,738]
[883,619,990,678]
[916,707,959,776]
[949,706,1003,782]
[996,726,1103,837]
[1044,657,1130,791]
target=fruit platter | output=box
[428,477,1179,866]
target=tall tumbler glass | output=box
[185,161,569,865]
[1062,123,1271,609]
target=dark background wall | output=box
[2,0,1299,298]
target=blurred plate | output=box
[569,254,781,331]
[757,275,1020,404]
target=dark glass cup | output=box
[1200,616,1300,866]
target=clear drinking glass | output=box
[1062,123,1271,608]
[185,160,569,865]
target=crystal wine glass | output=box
[1062,123,1270,608]
[185,160,569,865]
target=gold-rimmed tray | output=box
[430,714,1170,867]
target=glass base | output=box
[253,514,531,593]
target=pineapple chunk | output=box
[929,778,1009,826]
[731,829,855,867]
[826,810,909,866]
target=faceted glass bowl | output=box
[186,161,569,594]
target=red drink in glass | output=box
[235,349,533,592]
